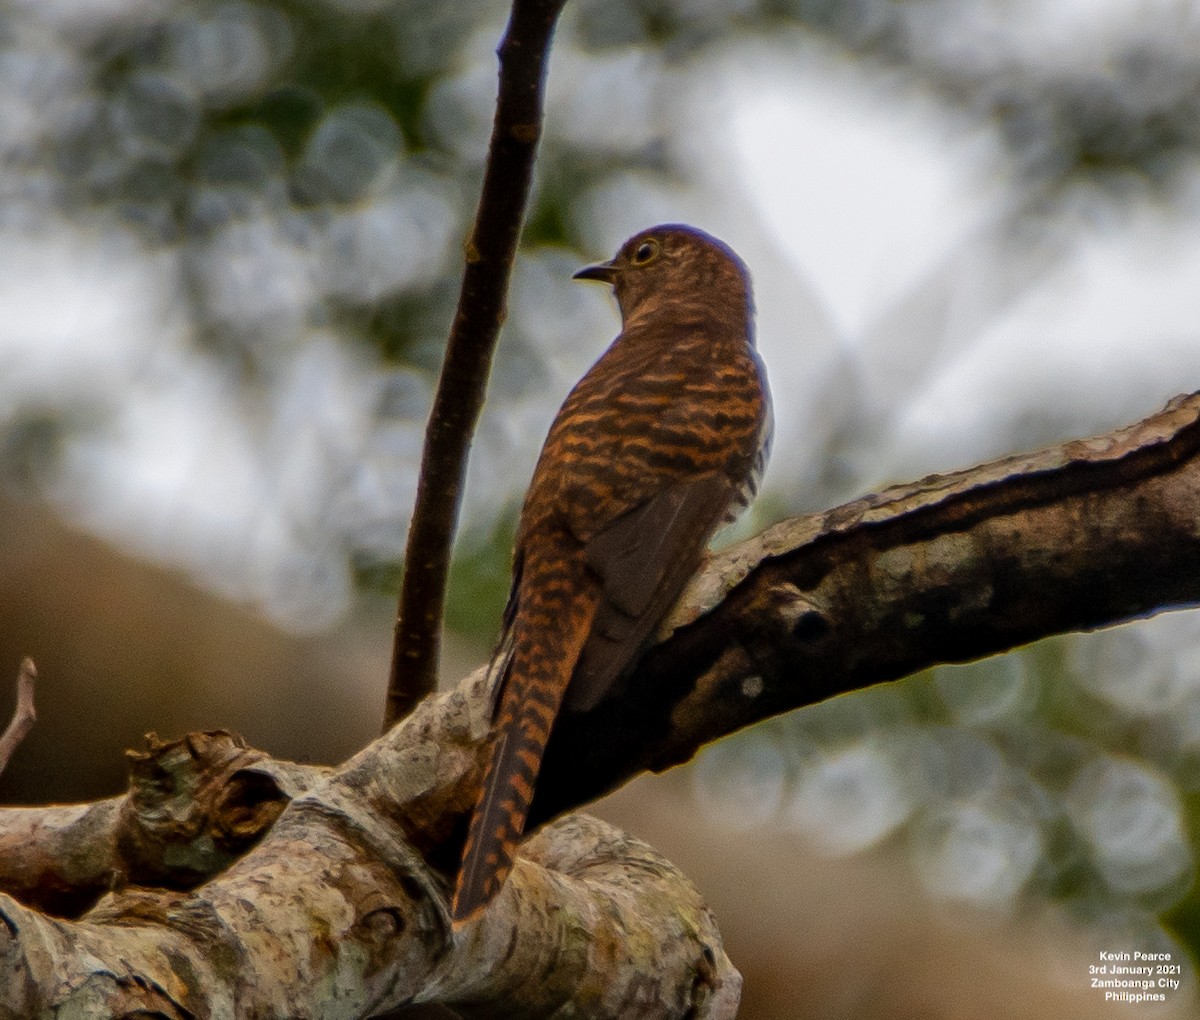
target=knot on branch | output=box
[118,730,319,889]
[767,583,831,641]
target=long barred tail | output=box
[450,699,547,921]
[451,571,599,925]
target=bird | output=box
[451,223,771,924]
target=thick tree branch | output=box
[426,816,738,1019]
[5,391,1200,1016]
[0,731,324,917]
[530,390,1200,821]
[0,672,737,1019]
[386,0,568,728]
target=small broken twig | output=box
[0,659,37,781]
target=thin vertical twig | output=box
[0,657,37,780]
[384,0,569,729]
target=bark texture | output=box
[0,673,735,1018]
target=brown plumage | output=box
[451,224,771,924]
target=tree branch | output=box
[5,391,1200,1016]
[0,730,325,917]
[0,658,36,782]
[529,390,1200,822]
[0,672,737,1019]
[385,0,569,729]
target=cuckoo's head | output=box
[574,224,754,330]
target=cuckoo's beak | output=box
[573,260,618,283]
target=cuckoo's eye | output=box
[630,238,660,265]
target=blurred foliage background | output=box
[3,0,1200,1015]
